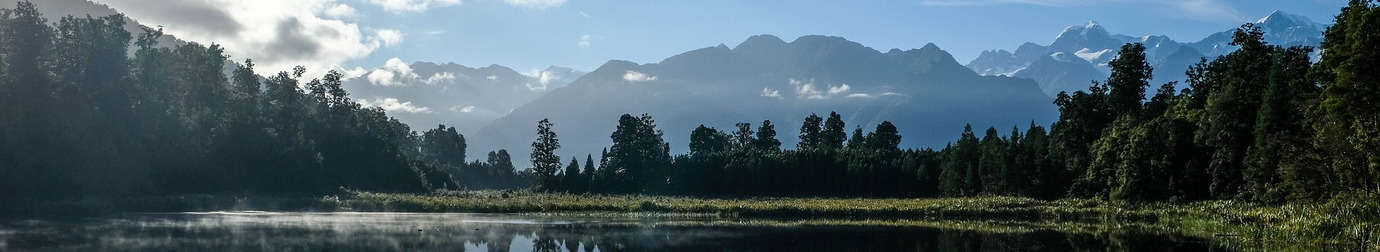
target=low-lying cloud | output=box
[623,71,657,82]
[358,97,433,113]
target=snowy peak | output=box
[1256,10,1319,29]
[1056,20,1110,40]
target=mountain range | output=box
[967,11,1325,97]
[344,62,584,133]
[470,35,1057,166]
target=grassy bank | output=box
[325,190,1378,250]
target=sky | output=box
[89,0,1346,78]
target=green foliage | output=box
[603,114,670,194]
[820,111,848,151]
[0,3,539,201]
[797,113,823,150]
[531,119,562,191]
[1313,0,1380,195]
[1105,43,1153,117]
[754,120,781,150]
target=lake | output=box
[0,212,1230,251]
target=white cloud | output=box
[881,92,904,96]
[486,75,498,80]
[450,105,476,113]
[523,68,577,91]
[761,87,781,99]
[578,34,592,48]
[366,0,461,13]
[424,72,457,85]
[828,84,851,95]
[797,83,825,100]
[578,11,591,18]
[424,30,447,35]
[93,0,396,79]
[358,97,432,113]
[503,0,566,9]
[323,4,357,18]
[363,58,457,86]
[535,71,556,85]
[366,71,399,86]
[623,71,657,82]
[366,58,418,86]
[340,66,369,79]
[789,78,853,100]
[846,93,872,98]
[374,29,404,47]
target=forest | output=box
[1,0,1378,207]
[0,1,527,205]
[524,2,1380,203]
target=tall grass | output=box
[325,190,1378,250]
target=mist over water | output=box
[0,212,1226,251]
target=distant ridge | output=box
[472,34,1057,167]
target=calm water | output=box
[0,212,1229,251]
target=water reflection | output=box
[0,212,1226,251]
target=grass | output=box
[324,190,1379,250]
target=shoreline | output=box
[4,191,1376,250]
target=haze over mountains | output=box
[967,10,1325,97]
[471,35,1056,165]
[344,60,584,133]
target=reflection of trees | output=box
[7,214,1229,251]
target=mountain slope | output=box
[1014,52,1106,96]
[343,62,584,133]
[472,35,1057,167]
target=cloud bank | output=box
[94,0,404,78]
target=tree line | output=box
[0,2,526,204]
[525,1,1380,203]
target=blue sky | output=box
[91,0,1346,77]
[357,0,1345,73]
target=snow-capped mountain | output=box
[967,11,1325,97]
[1189,10,1324,58]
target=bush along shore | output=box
[321,190,1378,250]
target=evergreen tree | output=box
[1105,43,1153,117]
[821,111,848,151]
[605,114,670,193]
[978,127,1007,194]
[732,122,754,150]
[583,154,596,190]
[1243,46,1316,202]
[754,120,781,150]
[690,125,730,155]
[421,125,467,169]
[798,113,824,150]
[846,127,866,150]
[531,119,562,191]
[563,157,582,193]
[940,125,980,196]
[865,121,902,151]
